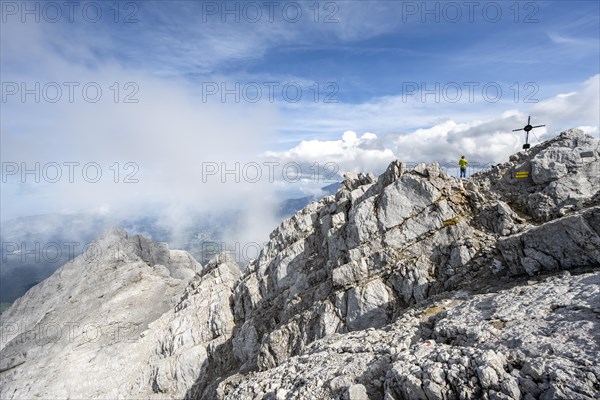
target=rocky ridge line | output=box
[0,129,598,400]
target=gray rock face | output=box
[0,229,202,399]
[476,129,599,221]
[498,206,600,275]
[219,271,600,400]
[135,253,240,398]
[1,129,599,400]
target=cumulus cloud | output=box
[263,131,395,180]
[530,74,600,137]
[265,74,599,181]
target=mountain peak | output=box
[1,130,599,400]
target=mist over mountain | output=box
[276,182,341,218]
[1,186,340,303]
[1,130,598,399]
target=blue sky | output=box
[1,0,599,240]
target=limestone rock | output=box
[498,206,600,275]
[2,130,599,400]
[0,229,201,399]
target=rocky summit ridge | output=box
[1,129,599,400]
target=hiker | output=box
[459,155,468,178]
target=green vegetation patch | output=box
[443,216,461,226]
[422,306,443,318]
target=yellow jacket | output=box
[459,158,468,168]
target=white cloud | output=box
[530,74,599,134]
[263,131,396,176]
[265,74,600,178]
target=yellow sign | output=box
[515,171,529,179]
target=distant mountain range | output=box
[276,181,340,218]
[0,183,340,303]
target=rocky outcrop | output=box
[0,229,202,398]
[208,130,598,399]
[498,206,600,275]
[0,230,245,400]
[1,129,599,400]
[127,253,240,399]
[472,129,599,221]
[218,271,600,400]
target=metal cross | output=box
[512,116,545,149]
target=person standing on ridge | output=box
[459,155,468,178]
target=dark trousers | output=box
[460,167,467,178]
